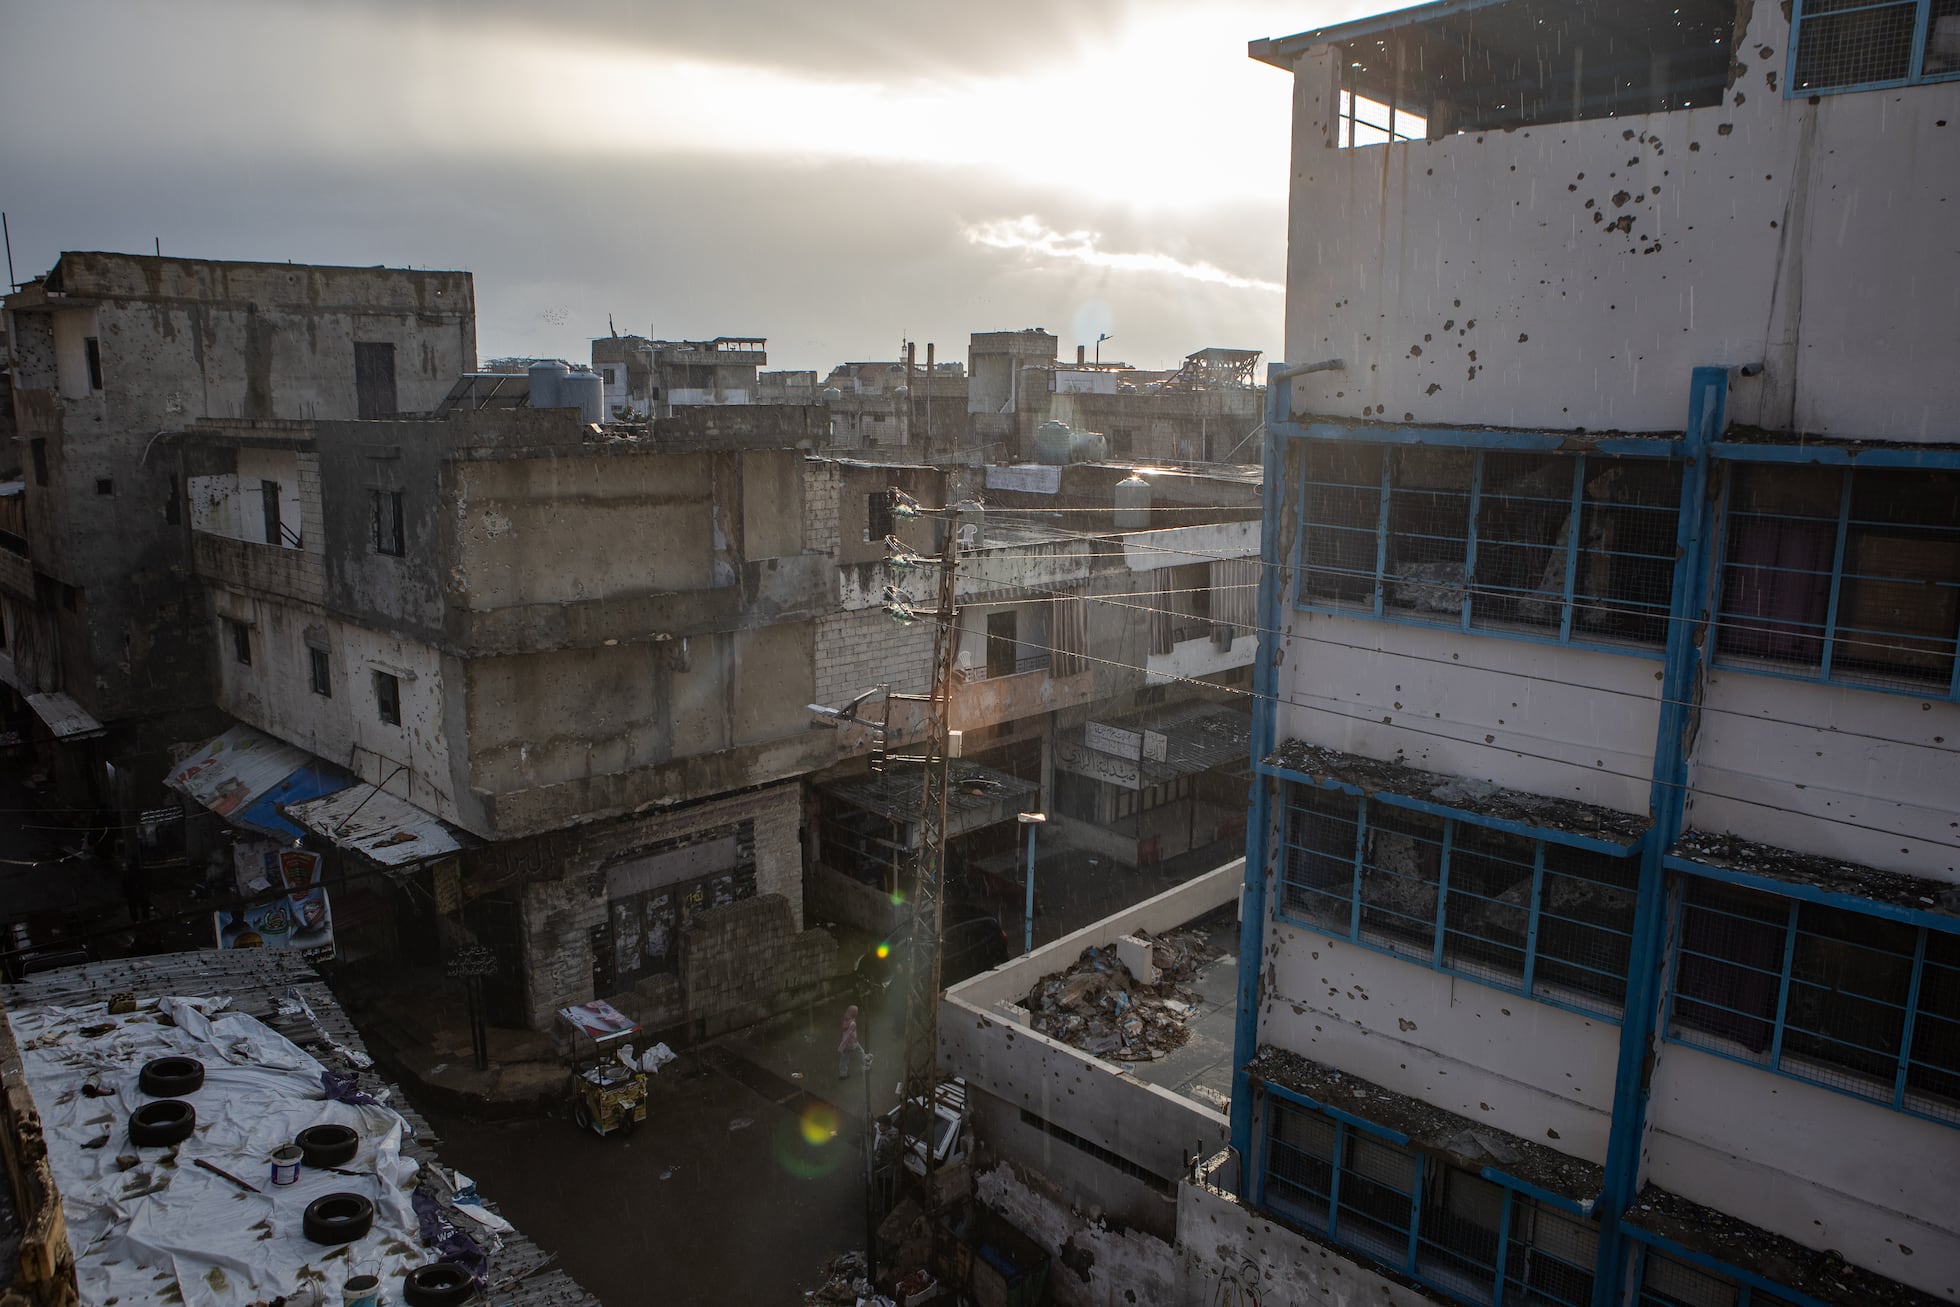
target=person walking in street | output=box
[838,1003,862,1080]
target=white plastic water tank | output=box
[1114,474,1152,530]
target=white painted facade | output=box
[1236,1,1960,1303]
[1275,5,1960,439]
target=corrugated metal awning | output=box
[284,784,462,867]
[167,725,314,821]
[25,692,106,741]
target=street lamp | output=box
[1017,812,1047,956]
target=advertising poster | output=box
[214,885,335,961]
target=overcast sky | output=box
[0,1,1375,373]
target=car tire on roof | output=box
[127,1099,196,1147]
[295,1122,359,1169]
[401,1261,475,1306]
[302,1192,375,1245]
[138,1056,204,1097]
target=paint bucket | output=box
[342,1273,381,1307]
[269,1144,303,1186]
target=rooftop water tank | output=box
[1114,474,1152,531]
[564,369,606,424]
[528,359,569,410]
[1068,429,1108,463]
[822,387,844,402]
[1034,419,1072,466]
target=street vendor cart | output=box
[557,999,648,1138]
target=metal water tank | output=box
[528,359,569,410]
[1068,429,1108,463]
[821,387,844,403]
[564,369,606,424]
[1114,474,1153,530]
[1034,419,1072,466]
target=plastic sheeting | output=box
[7,994,434,1307]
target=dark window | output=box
[1262,1097,1597,1304]
[261,480,283,546]
[354,341,398,420]
[373,670,401,724]
[95,479,113,496]
[866,490,895,542]
[1280,782,1640,1018]
[83,337,103,391]
[164,479,181,525]
[1669,876,1960,1124]
[371,489,405,556]
[1299,443,1682,649]
[1716,465,1960,696]
[30,440,47,487]
[986,611,1018,678]
[227,618,251,666]
[60,584,78,613]
[1789,0,1957,94]
[308,647,331,697]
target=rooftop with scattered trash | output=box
[1022,925,1220,1064]
[0,949,599,1307]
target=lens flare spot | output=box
[876,943,891,960]
[800,1104,840,1147]
[888,890,906,906]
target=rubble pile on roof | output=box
[804,1250,881,1304]
[1023,928,1215,1063]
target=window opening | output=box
[373,670,401,725]
[261,480,283,546]
[866,490,895,542]
[986,611,1019,679]
[1263,1097,1598,1305]
[1790,0,1960,94]
[354,342,398,419]
[309,647,331,697]
[371,489,406,556]
[1299,443,1681,652]
[30,440,47,487]
[1716,465,1960,697]
[227,618,251,666]
[83,337,103,391]
[95,479,113,496]
[1281,783,1640,1017]
[1669,876,1960,1124]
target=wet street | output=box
[417,1044,870,1304]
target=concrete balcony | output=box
[950,663,1096,734]
[1145,630,1255,687]
[191,530,324,605]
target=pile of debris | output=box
[1023,927,1213,1062]
[805,1250,886,1305]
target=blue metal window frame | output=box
[1784,0,1960,98]
[1626,1230,1827,1307]
[1660,861,1960,1128]
[1710,460,1960,705]
[1288,430,1683,660]
[1257,1086,1597,1307]
[1271,775,1643,1022]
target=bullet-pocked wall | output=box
[1276,7,1960,439]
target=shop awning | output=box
[24,692,105,741]
[167,725,320,828]
[284,783,462,867]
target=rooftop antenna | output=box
[1096,332,1113,365]
[154,237,161,257]
[3,212,15,290]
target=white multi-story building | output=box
[1227,0,1960,1304]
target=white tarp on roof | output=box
[6,994,427,1307]
[283,784,461,867]
[25,691,105,740]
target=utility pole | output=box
[889,491,960,1204]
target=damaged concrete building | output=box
[1222,0,1960,1303]
[589,334,766,420]
[0,253,475,818]
[967,328,1268,465]
[177,396,847,1033]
